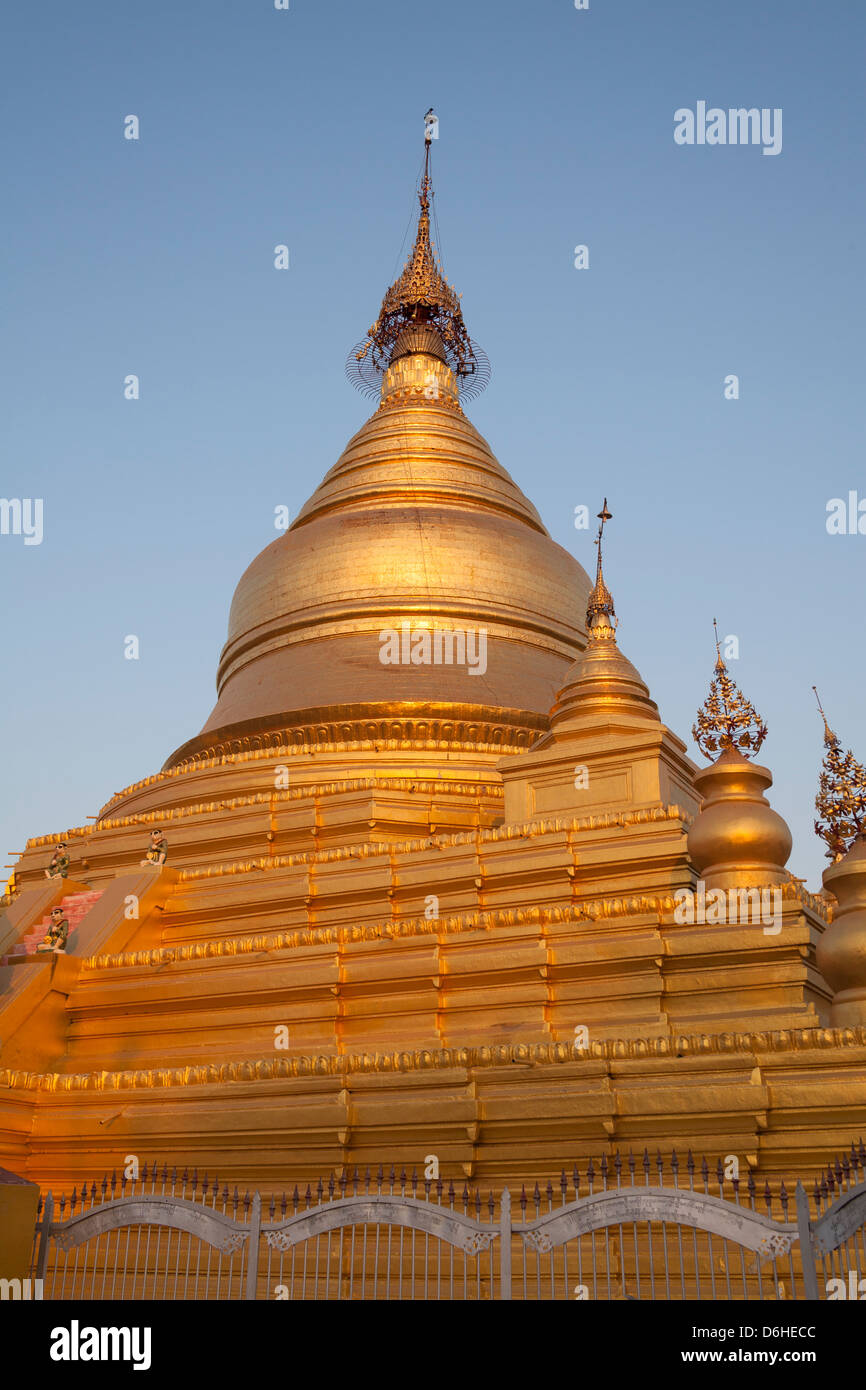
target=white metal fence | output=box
[26,1144,866,1301]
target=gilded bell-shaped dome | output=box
[166,159,591,768]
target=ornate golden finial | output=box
[692,624,767,759]
[585,498,617,637]
[813,687,866,861]
[347,114,488,400]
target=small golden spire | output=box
[692,624,767,759]
[812,685,837,748]
[813,686,866,861]
[585,498,617,638]
[349,112,485,394]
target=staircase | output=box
[11,890,103,958]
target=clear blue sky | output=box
[1,0,864,891]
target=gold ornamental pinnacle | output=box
[347,113,488,397]
[585,498,617,636]
[813,686,866,862]
[692,621,767,760]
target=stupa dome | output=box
[167,359,589,766]
[165,151,591,769]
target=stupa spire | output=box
[687,627,790,889]
[812,686,866,862]
[545,499,660,730]
[585,498,616,637]
[347,112,488,399]
[692,624,767,760]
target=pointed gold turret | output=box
[496,502,700,827]
[547,502,658,727]
[687,629,791,889]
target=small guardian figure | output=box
[36,906,69,954]
[141,830,168,868]
[44,842,70,880]
[424,108,438,143]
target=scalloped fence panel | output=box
[25,1146,866,1301]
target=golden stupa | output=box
[1,130,865,1226]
